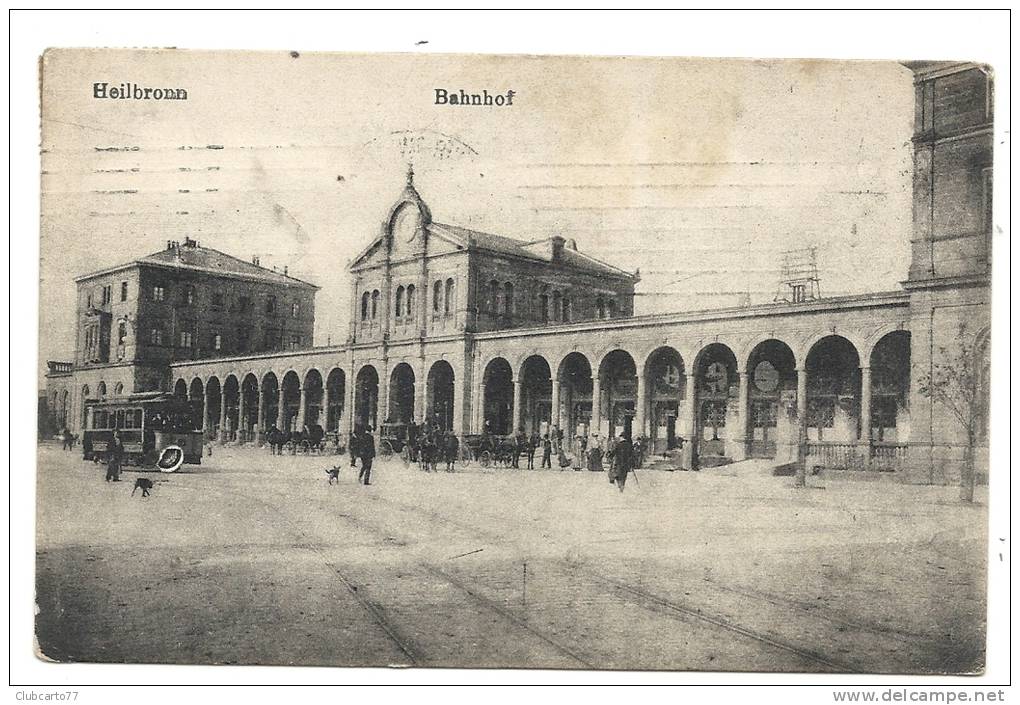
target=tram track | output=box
[189,459,927,672]
[202,474,595,668]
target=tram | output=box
[82,392,204,467]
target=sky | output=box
[39,49,915,380]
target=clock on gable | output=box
[392,204,421,244]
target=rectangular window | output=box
[101,285,112,305]
[266,295,277,314]
[238,295,251,312]
[211,292,224,310]
[291,302,300,317]
[179,331,193,348]
[212,333,222,351]
[181,286,194,305]
[290,334,301,350]
[149,329,163,345]
[152,286,165,302]
[120,281,128,301]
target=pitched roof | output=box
[427,222,637,280]
[132,243,318,289]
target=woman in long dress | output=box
[587,436,604,475]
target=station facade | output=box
[47,62,993,484]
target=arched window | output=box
[406,284,416,317]
[395,286,405,319]
[371,290,380,319]
[361,292,370,321]
[539,286,550,323]
[552,290,562,322]
[606,299,617,318]
[444,278,455,316]
[114,382,124,396]
[562,296,571,323]
[489,280,500,314]
[433,280,442,313]
[503,282,514,317]
[596,297,605,319]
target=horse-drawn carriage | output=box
[378,422,413,464]
[462,433,518,468]
[266,424,329,455]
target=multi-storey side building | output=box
[45,63,993,485]
[68,237,317,411]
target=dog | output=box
[132,477,155,497]
[324,465,341,485]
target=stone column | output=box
[682,373,696,469]
[795,367,808,487]
[591,375,602,441]
[732,371,750,461]
[452,360,465,436]
[551,375,562,435]
[322,383,332,432]
[256,383,265,445]
[511,378,522,433]
[416,359,428,424]
[275,386,286,432]
[201,388,209,440]
[218,393,228,443]
[379,360,390,427]
[296,384,307,430]
[237,389,247,444]
[344,363,356,436]
[635,371,647,441]
[472,360,485,433]
[860,366,872,468]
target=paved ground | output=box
[34,443,987,673]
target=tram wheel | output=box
[480,450,492,468]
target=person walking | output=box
[527,431,539,470]
[358,427,375,485]
[540,434,552,469]
[587,435,604,475]
[348,429,360,468]
[611,435,633,492]
[105,431,124,482]
[444,432,459,472]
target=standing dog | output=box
[132,477,155,497]
[324,465,341,485]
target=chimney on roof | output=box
[166,240,172,250]
[252,255,260,266]
[283,265,289,276]
[550,236,566,261]
[183,237,197,248]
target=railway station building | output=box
[47,62,993,485]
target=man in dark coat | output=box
[105,431,124,482]
[540,434,552,469]
[513,430,526,469]
[348,430,360,468]
[358,428,375,485]
[444,432,459,472]
[527,431,540,470]
[611,435,633,492]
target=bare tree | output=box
[916,336,990,502]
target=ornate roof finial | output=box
[406,162,415,187]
